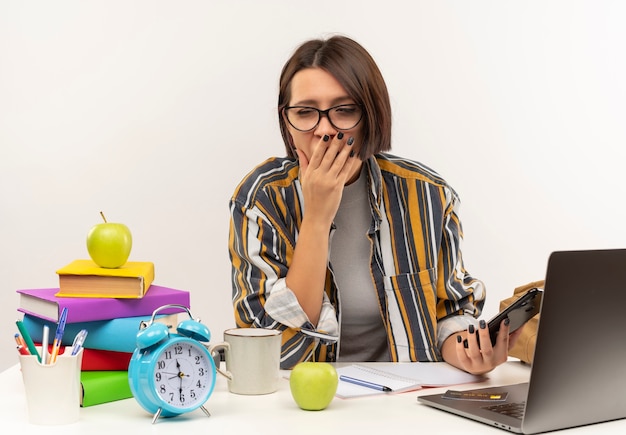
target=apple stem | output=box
[99,211,107,223]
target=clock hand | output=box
[168,360,186,380]
[178,360,184,402]
[175,359,191,378]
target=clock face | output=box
[153,340,214,409]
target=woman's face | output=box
[284,67,364,165]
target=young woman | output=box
[228,35,519,374]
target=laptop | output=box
[419,248,626,434]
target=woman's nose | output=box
[314,114,337,138]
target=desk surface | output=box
[1,360,625,434]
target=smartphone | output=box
[465,287,543,348]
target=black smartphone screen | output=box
[464,287,543,348]
[486,287,543,346]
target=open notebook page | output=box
[336,362,484,399]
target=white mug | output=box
[210,328,282,395]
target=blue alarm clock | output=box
[128,304,217,423]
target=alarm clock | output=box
[128,304,217,423]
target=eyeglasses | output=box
[283,104,363,132]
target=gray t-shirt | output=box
[330,168,390,362]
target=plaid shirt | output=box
[229,153,484,369]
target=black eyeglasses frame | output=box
[283,103,364,132]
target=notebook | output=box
[335,362,483,398]
[418,248,626,434]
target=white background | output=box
[2,1,625,372]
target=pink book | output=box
[17,285,191,323]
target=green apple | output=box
[289,362,338,411]
[86,212,132,268]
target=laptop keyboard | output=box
[482,401,526,420]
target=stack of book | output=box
[16,259,191,407]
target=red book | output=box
[17,284,190,323]
[81,348,132,371]
[36,344,132,371]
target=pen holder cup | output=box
[19,347,83,425]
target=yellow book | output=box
[55,259,155,298]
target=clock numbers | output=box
[154,341,213,408]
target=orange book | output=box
[55,259,155,298]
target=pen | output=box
[49,307,69,364]
[339,375,392,392]
[42,325,50,364]
[16,320,41,363]
[70,329,88,356]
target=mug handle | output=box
[207,342,233,380]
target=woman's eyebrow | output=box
[290,96,355,107]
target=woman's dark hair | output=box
[278,35,392,159]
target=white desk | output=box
[1,361,625,434]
